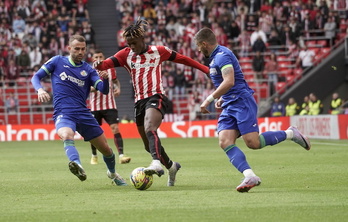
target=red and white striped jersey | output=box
[89,68,117,111]
[115,45,172,102]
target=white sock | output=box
[119,154,124,158]
[285,129,294,139]
[243,169,257,178]
[92,154,97,158]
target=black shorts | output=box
[134,94,169,126]
[91,109,119,125]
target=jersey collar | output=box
[209,45,219,58]
[68,56,83,67]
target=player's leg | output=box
[218,128,261,192]
[241,95,310,150]
[217,107,260,192]
[89,134,127,186]
[244,125,310,150]
[104,109,131,164]
[90,144,98,164]
[138,124,179,184]
[110,123,131,164]
[56,118,87,182]
[90,111,102,165]
[142,107,165,176]
[80,114,127,186]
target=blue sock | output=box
[64,140,81,165]
[103,153,116,173]
[259,131,287,148]
[224,145,251,173]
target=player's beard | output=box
[72,53,84,63]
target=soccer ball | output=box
[130,167,153,190]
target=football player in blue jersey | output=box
[194,28,311,192]
[31,35,127,186]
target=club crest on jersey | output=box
[80,70,87,77]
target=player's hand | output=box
[114,88,120,97]
[215,98,223,110]
[98,70,109,79]
[37,88,51,103]
[93,59,103,69]
[200,100,210,114]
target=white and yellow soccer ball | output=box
[130,167,153,190]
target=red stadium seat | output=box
[20,114,32,124]
[339,22,347,32]
[308,47,319,54]
[293,68,303,79]
[286,75,296,86]
[8,115,19,125]
[276,82,286,94]
[239,57,252,64]
[306,40,317,47]
[321,47,330,58]
[316,40,327,47]
[277,55,288,61]
[313,54,322,64]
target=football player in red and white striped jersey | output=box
[89,50,131,165]
[95,19,209,186]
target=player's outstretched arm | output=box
[94,56,120,71]
[170,52,209,74]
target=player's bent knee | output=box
[246,143,260,149]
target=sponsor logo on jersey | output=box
[80,70,87,77]
[60,72,68,80]
[130,62,156,69]
[60,72,85,87]
[63,65,70,68]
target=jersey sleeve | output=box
[157,46,174,62]
[41,55,59,75]
[110,68,117,80]
[114,48,129,67]
[216,52,234,70]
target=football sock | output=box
[64,139,81,165]
[285,129,294,139]
[114,133,124,155]
[259,131,287,148]
[159,146,173,169]
[224,145,251,173]
[243,169,257,178]
[146,131,162,160]
[91,144,97,155]
[103,153,116,173]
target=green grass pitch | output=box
[1,138,348,222]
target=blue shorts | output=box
[217,94,259,135]
[54,112,104,141]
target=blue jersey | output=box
[40,55,102,115]
[209,46,259,135]
[208,45,254,108]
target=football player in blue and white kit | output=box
[31,35,127,186]
[194,28,311,192]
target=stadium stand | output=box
[0,0,347,124]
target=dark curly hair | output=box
[123,18,148,39]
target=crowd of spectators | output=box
[1,0,347,119]
[0,0,94,88]
[115,0,347,120]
